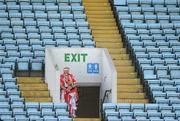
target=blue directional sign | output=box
[87,63,99,74]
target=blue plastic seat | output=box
[131,104,145,112]
[17,58,29,71]
[145,104,159,113]
[103,103,117,112]
[120,112,134,120]
[140,0,152,6]
[148,112,161,119]
[142,66,157,80]
[117,104,130,112]
[165,0,177,7]
[30,58,43,71]
[134,112,147,120]
[104,111,118,121]
[154,7,167,15]
[162,112,175,120]
[170,66,180,79]
[150,85,163,94]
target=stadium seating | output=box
[0,0,95,120]
[0,0,95,73]
[102,0,180,120]
[113,0,180,104]
[2,0,180,120]
[103,103,180,121]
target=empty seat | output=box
[170,66,180,79]
[30,59,43,71]
[131,104,144,112]
[17,58,29,71]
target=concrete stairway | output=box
[74,118,101,121]
[17,77,52,102]
[83,0,149,103]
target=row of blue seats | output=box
[119,14,180,24]
[0,4,84,12]
[0,0,81,4]
[0,34,92,41]
[114,0,179,6]
[0,117,72,121]
[137,61,180,69]
[124,29,180,36]
[135,53,180,61]
[116,6,180,15]
[0,102,72,121]
[0,102,68,111]
[0,39,94,47]
[150,87,180,94]
[0,58,43,71]
[145,79,180,86]
[103,103,180,121]
[0,27,91,35]
[0,32,91,39]
[132,47,180,54]
[0,51,44,58]
[0,41,95,48]
[0,20,88,27]
[130,42,180,49]
[140,66,180,79]
[122,23,180,29]
[104,104,180,113]
[0,13,86,20]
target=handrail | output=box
[102,89,112,104]
[101,89,112,119]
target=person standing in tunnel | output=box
[60,67,79,118]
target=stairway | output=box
[83,0,149,103]
[17,77,52,102]
[74,118,101,121]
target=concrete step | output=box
[118,93,146,99]
[117,79,140,85]
[117,85,143,91]
[83,3,109,7]
[114,60,132,66]
[88,18,115,23]
[93,34,121,38]
[111,54,129,60]
[117,88,143,93]
[74,118,101,121]
[19,83,47,87]
[25,97,52,102]
[17,80,43,84]
[94,38,121,42]
[118,99,149,103]
[117,73,137,79]
[17,77,43,82]
[85,7,111,11]
[90,26,117,30]
[21,91,50,97]
[96,43,123,48]
[19,86,48,91]
[86,11,113,15]
[90,23,117,27]
[92,30,119,34]
[116,66,135,72]
[108,48,126,54]
[83,0,108,3]
[86,14,114,18]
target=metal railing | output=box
[100,89,112,119]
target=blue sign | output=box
[87,63,99,74]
